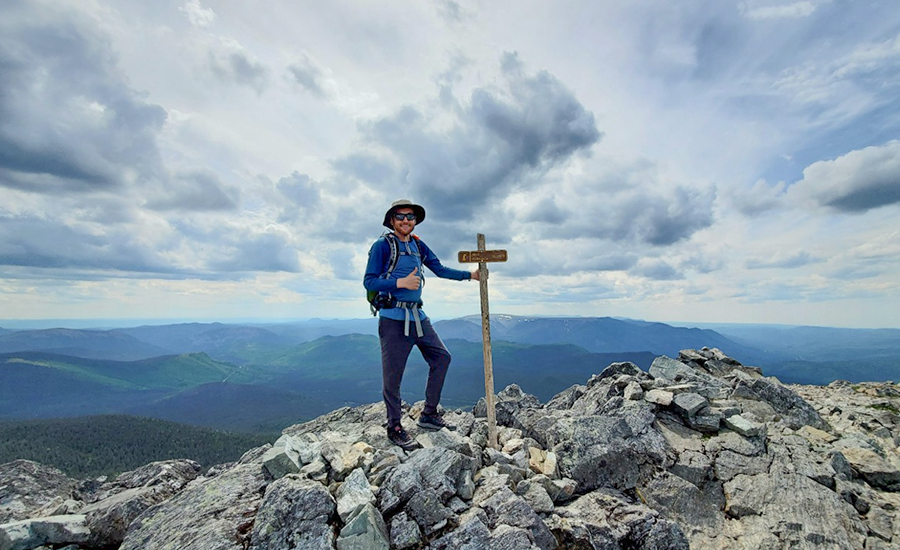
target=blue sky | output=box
[1,0,899,328]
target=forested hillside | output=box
[0,415,276,478]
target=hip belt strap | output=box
[396,301,424,338]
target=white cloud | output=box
[788,140,900,212]
[180,0,216,28]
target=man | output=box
[364,199,481,449]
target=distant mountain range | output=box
[1,315,898,432]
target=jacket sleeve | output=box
[418,238,472,281]
[363,238,398,293]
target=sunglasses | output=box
[393,213,417,221]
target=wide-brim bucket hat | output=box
[383,199,426,229]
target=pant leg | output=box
[415,318,452,415]
[379,317,416,427]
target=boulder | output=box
[840,447,900,490]
[120,463,270,550]
[388,512,422,550]
[723,414,765,437]
[336,502,389,550]
[478,488,557,549]
[723,473,867,548]
[335,468,375,523]
[644,389,674,406]
[250,475,335,550]
[0,461,78,524]
[261,435,302,479]
[551,489,689,549]
[81,459,201,548]
[0,515,88,550]
[732,377,828,430]
[527,447,559,478]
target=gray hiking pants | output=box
[379,316,451,428]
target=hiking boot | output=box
[417,412,456,431]
[387,425,418,450]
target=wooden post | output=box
[457,236,506,451]
[477,233,499,450]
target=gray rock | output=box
[405,489,452,536]
[714,450,771,482]
[649,356,695,381]
[687,411,723,433]
[429,515,491,549]
[545,405,671,493]
[670,450,712,487]
[516,481,554,514]
[0,461,78,524]
[552,489,689,550]
[723,414,765,437]
[673,392,708,417]
[489,524,541,549]
[250,475,335,550]
[840,447,900,490]
[723,473,867,548]
[388,512,421,550]
[415,428,472,456]
[378,446,470,514]
[639,471,724,532]
[261,435,302,479]
[479,488,557,549]
[544,384,586,411]
[121,463,270,550]
[0,515,89,550]
[867,507,894,542]
[624,381,644,401]
[335,468,374,523]
[336,502,389,550]
[644,388,674,406]
[81,459,201,548]
[595,361,644,383]
[732,377,828,430]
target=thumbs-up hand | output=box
[397,267,421,290]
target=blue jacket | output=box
[364,234,471,320]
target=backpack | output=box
[367,233,421,315]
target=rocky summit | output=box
[2,348,900,550]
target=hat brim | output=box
[383,204,426,228]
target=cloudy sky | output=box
[1,0,899,328]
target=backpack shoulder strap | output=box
[383,233,400,276]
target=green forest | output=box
[0,415,277,479]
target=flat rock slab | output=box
[840,447,900,490]
[0,514,88,550]
[120,463,270,550]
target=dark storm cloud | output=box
[146,170,240,212]
[0,4,167,193]
[288,54,328,98]
[0,214,168,273]
[360,52,600,221]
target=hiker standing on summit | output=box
[364,199,481,449]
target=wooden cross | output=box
[458,233,507,450]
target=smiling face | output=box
[390,207,417,240]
